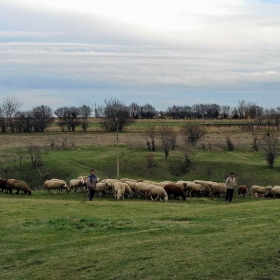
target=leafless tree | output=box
[237,100,246,119]
[140,104,157,119]
[54,106,81,132]
[270,108,280,130]
[97,98,133,131]
[157,126,177,159]
[145,126,157,151]
[27,146,43,168]
[31,105,54,132]
[221,105,231,119]
[79,104,93,131]
[0,96,22,132]
[128,102,141,119]
[258,131,279,169]
[180,123,207,146]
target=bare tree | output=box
[128,102,141,119]
[31,105,54,132]
[79,104,93,131]
[221,105,231,119]
[157,126,177,159]
[270,108,280,130]
[54,106,81,132]
[237,100,246,119]
[97,98,133,131]
[145,126,157,151]
[180,123,207,146]
[27,146,43,168]
[258,131,279,169]
[140,104,157,119]
[0,96,22,132]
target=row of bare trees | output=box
[1,97,280,133]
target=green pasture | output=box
[1,140,280,189]
[0,192,279,280]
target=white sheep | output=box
[135,182,149,198]
[145,184,168,201]
[50,178,69,193]
[70,178,85,192]
[122,182,133,198]
[44,180,69,193]
[96,182,109,197]
[113,181,126,199]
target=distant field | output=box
[1,192,279,280]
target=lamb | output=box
[7,179,31,195]
[44,180,69,193]
[113,181,126,199]
[164,183,186,200]
[70,178,85,192]
[145,184,168,201]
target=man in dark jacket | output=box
[87,169,97,201]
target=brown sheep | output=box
[0,178,10,193]
[164,183,186,200]
[7,179,31,195]
[237,185,247,198]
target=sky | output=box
[0,0,280,112]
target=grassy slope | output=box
[0,193,280,280]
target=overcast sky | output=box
[0,0,280,112]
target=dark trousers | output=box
[226,189,234,202]
[88,188,95,201]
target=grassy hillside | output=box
[1,193,279,280]
[0,128,279,188]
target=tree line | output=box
[0,97,280,133]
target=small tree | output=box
[145,126,157,151]
[180,123,207,146]
[80,104,93,131]
[258,131,279,169]
[157,126,177,159]
[226,135,234,151]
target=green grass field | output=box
[1,124,280,279]
[1,192,279,280]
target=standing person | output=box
[87,169,97,201]
[225,172,237,203]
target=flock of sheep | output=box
[1,176,280,200]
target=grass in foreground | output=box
[0,192,280,280]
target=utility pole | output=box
[116,124,119,179]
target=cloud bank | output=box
[0,0,280,111]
